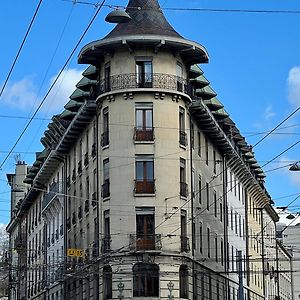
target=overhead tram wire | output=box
[0,0,44,98]
[62,1,300,15]
[0,0,107,170]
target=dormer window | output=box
[136,58,153,88]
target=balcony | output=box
[101,131,109,147]
[72,212,76,225]
[134,127,154,142]
[179,131,188,146]
[181,236,190,253]
[134,180,155,194]
[42,182,61,210]
[180,182,188,198]
[129,234,162,251]
[78,206,83,220]
[99,73,190,95]
[101,180,110,198]
[102,236,111,253]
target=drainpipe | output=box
[222,157,230,300]
[95,110,100,300]
[189,113,196,299]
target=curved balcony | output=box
[98,73,191,96]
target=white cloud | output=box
[2,68,84,114]
[264,105,276,121]
[287,66,300,107]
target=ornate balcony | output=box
[134,180,155,194]
[181,236,190,253]
[99,73,190,95]
[180,182,188,198]
[129,234,162,251]
[134,127,154,142]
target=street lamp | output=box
[289,161,300,171]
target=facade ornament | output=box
[167,281,174,299]
[117,281,124,299]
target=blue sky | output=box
[1,0,300,225]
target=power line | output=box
[0,0,107,170]
[0,0,44,99]
[62,1,300,15]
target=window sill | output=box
[134,193,156,197]
[103,197,110,202]
[134,141,155,145]
[180,196,188,200]
[179,144,187,150]
[102,145,109,151]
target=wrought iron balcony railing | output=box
[181,236,190,253]
[134,127,154,142]
[179,130,188,146]
[129,234,162,251]
[99,73,190,95]
[180,182,188,198]
[134,180,155,194]
[102,236,111,253]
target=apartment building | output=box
[6,0,291,299]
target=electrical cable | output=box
[0,0,44,99]
[0,0,107,170]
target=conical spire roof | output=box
[105,0,182,39]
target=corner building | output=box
[7,0,280,299]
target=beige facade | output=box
[6,0,293,300]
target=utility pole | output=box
[237,250,244,300]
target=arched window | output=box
[103,265,112,299]
[179,265,189,299]
[133,263,159,297]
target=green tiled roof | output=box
[70,89,90,100]
[65,100,83,112]
[203,97,224,111]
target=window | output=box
[103,265,112,299]
[101,108,109,147]
[181,210,189,252]
[215,234,218,262]
[135,103,154,141]
[136,58,153,88]
[191,122,194,149]
[179,107,187,146]
[102,159,110,198]
[214,190,217,217]
[220,202,223,222]
[179,265,189,299]
[103,210,110,252]
[198,132,201,156]
[180,158,187,197]
[207,227,210,258]
[176,62,184,92]
[199,222,203,254]
[104,63,111,92]
[133,263,159,297]
[198,176,202,204]
[136,210,155,251]
[231,208,233,230]
[135,157,154,194]
[221,238,224,266]
[205,136,209,165]
[206,182,210,210]
[213,149,217,173]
